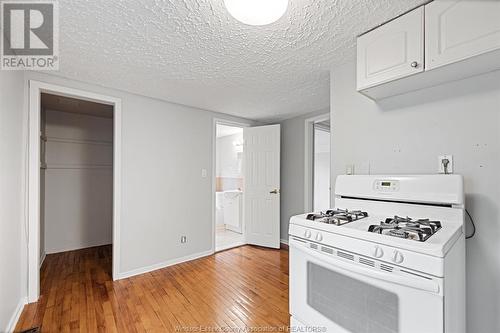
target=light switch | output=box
[201,169,208,178]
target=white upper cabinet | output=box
[425,0,500,70]
[356,0,500,99]
[356,7,424,91]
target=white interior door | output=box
[244,125,281,249]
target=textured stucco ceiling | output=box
[54,0,425,121]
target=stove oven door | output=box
[289,238,444,333]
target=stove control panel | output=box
[304,229,324,242]
[288,223,445,276]
[374,179,400,192]
[372,246,405,263]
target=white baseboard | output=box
[215,241,246,253]
[280,238,289,245]
[225,225,242,233]
[40,252,46,268]
[117,249,213,280]
[5,297,27,333]
[46,241,112,254]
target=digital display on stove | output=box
[381,181,391,187]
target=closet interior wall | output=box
[40,95,114,259]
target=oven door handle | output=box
[291,240,441,294]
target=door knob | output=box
[269,189,280,194]
[410,61,418,68]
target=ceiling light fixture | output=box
[224,0,288,26]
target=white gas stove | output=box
[289,175,466,333]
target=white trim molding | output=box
[5,297,27,333]
[39,252,46,269]
[27,80,122,303]
[118,250,214,280]
[45,242,112,255]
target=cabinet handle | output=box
[410,61,418,68]
[269,189,280,194]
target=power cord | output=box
[465,209,476,239]
[442,158,450,174]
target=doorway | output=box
[313,119,331,211]
[214,122,246,252]
[28,81,122,302]
[39,92,114,276]
[304,114,331,212]
[212,122,281,251]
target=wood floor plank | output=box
[15,245,289,332]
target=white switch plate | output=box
[438,155,453,174]
[201,169,207,178]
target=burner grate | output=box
[368,216,442,242]
[306,209,368,226]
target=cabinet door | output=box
[426,0,500,70]
[357,7,424,91]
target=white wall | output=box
[43,110,113,253]
[216,132,243,179]
[279,108,330,242]
[23,72,254,278]
[0,72,26,332]
[313,128,331,211]
[331,62,500,333]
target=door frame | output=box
[211,119,251,253]
[304,113,330,212]
[27,80,122,302]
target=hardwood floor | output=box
[15,245,289,332]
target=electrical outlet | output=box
[346,164,354,175]
[438,155,453,174]
[180,236,187,243]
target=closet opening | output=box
[39,93,114,296]
[28,81,122,302]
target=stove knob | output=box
[315,233,323,242]
[304,230,312,239]
[372,246,384,258]
[392,250,404,264]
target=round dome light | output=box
[224,0,288,26]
